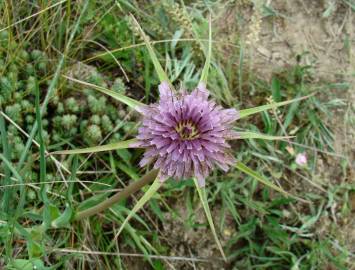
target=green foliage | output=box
[0,1,353,269]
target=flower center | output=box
[175,120,199,140]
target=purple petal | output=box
[135,82,239,184]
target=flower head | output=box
[295,153,307,166]
[134,82,239,186]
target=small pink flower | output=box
[295,153,307,166]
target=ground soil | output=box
[245,0,355,256]
[207,0,355,267]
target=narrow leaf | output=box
[0,154,26,217]
[35,78,49,205]
[239,94,314,119]
[271,77,281,102]
[51,204,73,228]
[193,178,227,261]
[52,139,138,155]
[130,15,171,86]
[235,162,309,203]
[68,155,78,202]
[200,15,212,84]
[114,178,162,239]
[63,76,144,111]
[77,193,109,212]
[43,203,60,228]
[283,93,301,130]
[116,162,140,181]
[0,154,23,188]
[0,111,12,212]
[237,131,294,140]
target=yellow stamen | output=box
[175,120,199,140]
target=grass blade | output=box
[200,15,212,84]
[0,0,67,32]
[51,203,73,228]
[235,162,309,203]
[283,93,301,130]
[35,78,49,204]
[0,153,26,258]
[130,15,172,86]
[0,154,26,216]
[114,178,162,239]
[52,138,138,155]
[63,75,144,111]
[271,77,281,102]
[0,111,12,213]
[68,156,78,202]
[193,178,227,261]
[237,131,294,140]
[239,94,314,119]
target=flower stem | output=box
[74,169,159,221]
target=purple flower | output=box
[133,82,240,186]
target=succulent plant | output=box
[0,33,128,168]
[86,124,102,143]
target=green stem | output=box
[74,169,159,221]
